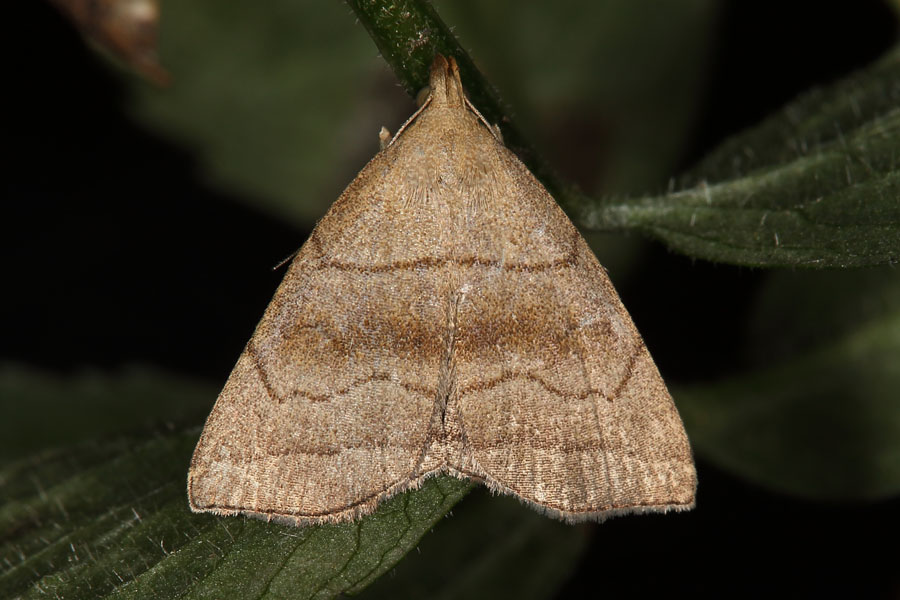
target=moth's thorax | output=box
[381,108,506,208]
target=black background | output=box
[4,1,899,598]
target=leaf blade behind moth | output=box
[355,490,592,600]
[0,426,471,600]
[582,42,900,268]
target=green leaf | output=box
[676,267,900,500]
[0,425,472,599]
[581,42,900,268]
[358,490,590,600]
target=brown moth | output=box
[188,55,696,525]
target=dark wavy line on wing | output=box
[247,342,436,404]
[313,253,576,274]
[305,230,581,274]
[459,369,611,403]
[610,342,644,400]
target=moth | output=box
[188,55,696,525]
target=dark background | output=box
[4,1,899,598]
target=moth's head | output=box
[426,54,466,109]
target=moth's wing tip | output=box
[561,499,697,524]
[509,495,697,525]
[464,452,697,525]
